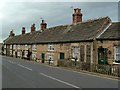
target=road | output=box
[1,55,119,89]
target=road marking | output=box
[4,56,118,81]
[52,66,119,81]
[63,68,120,81]
[7,60,15,64]
[17,64,32,71]
[39,73,80,88]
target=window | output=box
[32,53,36,60]
[10,45,12,49]
[80,45,85,62]
[13,51,15,56]
[25,45,28,50]
[47,55,54,63]
[4,50,6,54]
[24,51,28,58]
[17,51,20,56]
[115,46,120,63]
[32,44,36,50]
[13,45,16,49]
[10,50,12,56]
[48,44,54,51]
[4,45,6,48]
[72,47,78,59]
[86,45,91,63]
[18,45,20,49]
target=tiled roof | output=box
[4,16,112,44]
[4,31,39,44]
[97,22,120,40]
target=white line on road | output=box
[17,64,32,71]
[39,73,80,89]
[40,64,119,81]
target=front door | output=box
[98,48,107,64]
[60,53,64,60]
[41,53,45,63]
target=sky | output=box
[0,0,119,43]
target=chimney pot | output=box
[72,8,82,24]
[31,23,36,33]
[42,20,44,23]
[9,30,15,37]
[41,19,47,30]
[22,27,26,34]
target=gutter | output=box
[4,39,94,45]
[96,38,120,41]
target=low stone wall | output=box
[58,60,120,77]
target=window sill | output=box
[48,50,54,51]
[32,49,37,51]
[113,61,120,65]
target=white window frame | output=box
[10,50,12,55]
[24,51,28,58]
[32,44,37,50]
[48,44,54,51]
[32,52,36,60]
[114,46,120,62]
[10,45,12,49]
[25,45,28,50]
[18,45,20,49]
[72,47,79,59]
[47,54,54,63]
[17,51,20,57]
[4,45,6,48]
[13,45,16,49]
[4,49,6,54]
[13,51,15,56]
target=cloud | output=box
[1,2,118,43]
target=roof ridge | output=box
[75,16,110,25]
[96,19,112,38]
[46,24,69,30]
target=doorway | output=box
[41,53,45,63]
[60,53,65,60]
[98,47,107,64]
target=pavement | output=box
[1,55,120,89]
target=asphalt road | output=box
[1,55,119,89]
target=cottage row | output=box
[3,8,120,66]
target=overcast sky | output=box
[0,1,119,43]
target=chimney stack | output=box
[72,8,82,24]
[22,27,26,34]
[41,20,47,30]
[31,24,36,33]
[9,30,15,37]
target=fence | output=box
[57,60,120,77]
